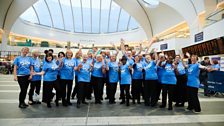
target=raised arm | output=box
[145,37,157,54]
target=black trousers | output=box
[92,76,103,102]
[156,82,162,101]
[175,74,187,104]
[120,85,130,101]
[77,82,88,103]
[144,80,158,106]
[17,75,30,104]
[161,84,176,107]
[131,79,142,102]
[86,78,93,99]
[187,86,201,112]
[72,76,78,98]
[28,80,41,101]
[60,79,73,102]
[108,83,117,102]
[42,81,60,103]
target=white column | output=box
[1,31,9,53]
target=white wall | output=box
[188,19,224,46]
[150,38,190,53]
[11,19,147,46]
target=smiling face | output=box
[66,50,73,59]
[191,55,198,64]
[82,54,88,62]
[145,54,151,62]
[46,55,53,62]
[21,47,29,56]
[135,56,139,63]
[96,55,102,62]
[110,55,116,62]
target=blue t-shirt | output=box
[74,58,81,76]
[177,61,186,75]
[157,61,166,83]
[132,62,143,79]
[92,62,104,78]
[161,63,177,85]
[120,63,132,85]
[144,61,158,80]
[13,56,32,76]
[43,61,59,81]
[60,58,76,80]
[127,58,134,66]
[187,63,200,88]
[211,64,220,70]
[87,58,93,64]
[31,57,42,81]
[108,61,119,83]
[77,62,91,83]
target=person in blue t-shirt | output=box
[208,60,220,72]
[159,56,177,110]
[76,54,92,108]
[86,51,94,100]
[119,56,132,106]
[131,56,143,104]
[185,54,207,113]
[13,47,33,109]
[143,50,158,107]
[28,49,42,105]
[173,55,188,107]
[71,48,82,99]
[91,54,106,104]
[60,50,76,106]
[106,54,119,104]
[34,53,62,108]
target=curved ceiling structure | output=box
[0,0,207,39]
[20,0,140,34]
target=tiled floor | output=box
[0,75,224,126]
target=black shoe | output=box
[126,101,130,106]
[18,104,27,108]
[105,97,109,100]
[47,103,52,108]
[120,101,125,104]
[77,103,80,108]
[132,100,136,104]
[67,102,72,106]
[160,105,166,108]
[86,97,91,100]
[36,101,41,104]
[168,107,173,110]
[55,100,59,107]
[82,101,88,105]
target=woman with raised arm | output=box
[13,47,33,108]
[143,49,159,107]
[185,54,207,113]
[159,56,177,110]
[106,54,119,104]
[131,56,143,104]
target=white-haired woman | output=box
[28,49,42,105]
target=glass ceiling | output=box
[20,0,140,34]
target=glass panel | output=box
[72,0,82,32]
[118,9,129,32]
[82,0,91,33]
[92,0,100,33]
[20,7,39,24]
[46,0,64,29]
[108,2,120,32]
[60,0,74,31]
[33,0,52,27]
[128,17,139,30]
[100,0,111,33]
